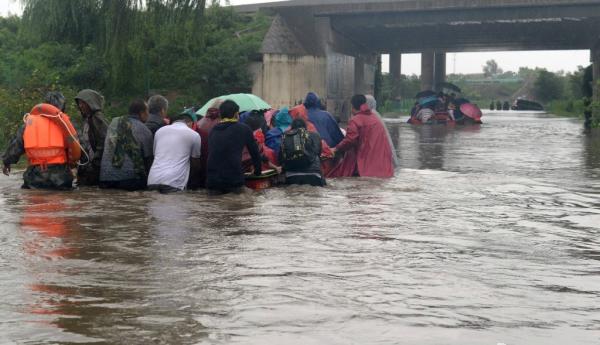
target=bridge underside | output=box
[246,0,600,119]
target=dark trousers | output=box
[148,184,182,194]
[99,179,146,191]
[285,174,325,187]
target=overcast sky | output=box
[1,0,591,75]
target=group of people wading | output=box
[2,90,396,194]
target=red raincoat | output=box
[196,108,221,187]
[330,106,394,178]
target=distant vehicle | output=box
[511,99,543,111]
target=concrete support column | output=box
[434,52,446,91]
[390,51,402,99]
[592,46,600,127]
[593,46,600,103]
[421,51,435,91]
[354,55,366,94]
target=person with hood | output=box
[146,94,169,135]
[265,107,292,155]
[330,95,394,178]
[303,92,344,147]
[2,92,81,189]
[75,89,108,186]
[196,100,222,188]
[206,100,261,195]
[99,99,154,191]
[365,95,399,168]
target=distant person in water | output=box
[2,92,80,190]
[206,100,261,195]
[330,95,394,178]
[99,99,154,191]
[303,92,344,147]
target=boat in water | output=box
[511,99,544,111]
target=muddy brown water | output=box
[0,111,599,344]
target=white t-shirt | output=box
[147,121,201,190]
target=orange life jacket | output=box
[23,103,81,167]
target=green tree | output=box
[534,69,565,103]
[483,59,503,78]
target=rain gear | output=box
[289,103,335,176]
[331,104,394,178]
[304,92,344,147]
[75,89,108,186]
[366,95,399,167]
[265,107,292,154]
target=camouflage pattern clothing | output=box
[2,125,73,189]
[100,114,153,184]
[75,89,109,186]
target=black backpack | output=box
[281,128,312,169]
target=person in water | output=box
[206,100,261,195]
[2,92,81,189]
[145,94,169,135]
[147,111,202,193]
[196,99,222,188]
[303,92,344,147]
[265,107,292,155]
[365,95,399,168]
[331,94,394,178]
[75,89,108,186]
[280,118,325,186]
[99,99,154,191]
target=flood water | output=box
[1,111,599,344]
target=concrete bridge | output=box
[240,0,600,117]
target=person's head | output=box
[148,94,169,118]
[171,108,198,128]
[365,94,377,111]
[243,110,265,131]
[351,94,367,113]
[75,89,104,117]
[129,99,149,122]
[303,92,321,109]
[219,100,240,119]
[291,118,307,130]
[45,91,66,112]
[275,107,292,131]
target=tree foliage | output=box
[0,2,271,148]
[534,69,565,103]
[483,59,503,78]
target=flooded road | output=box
[1,111,599,344]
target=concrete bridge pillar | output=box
[390,51,402,99]
[593,46,600,103]
[434,52,446,91]
[421,51,435,91]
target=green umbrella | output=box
[196,93,271,116]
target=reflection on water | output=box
[1,112,599,344]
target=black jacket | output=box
[207,122,261,190]
[145,112,165,135]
